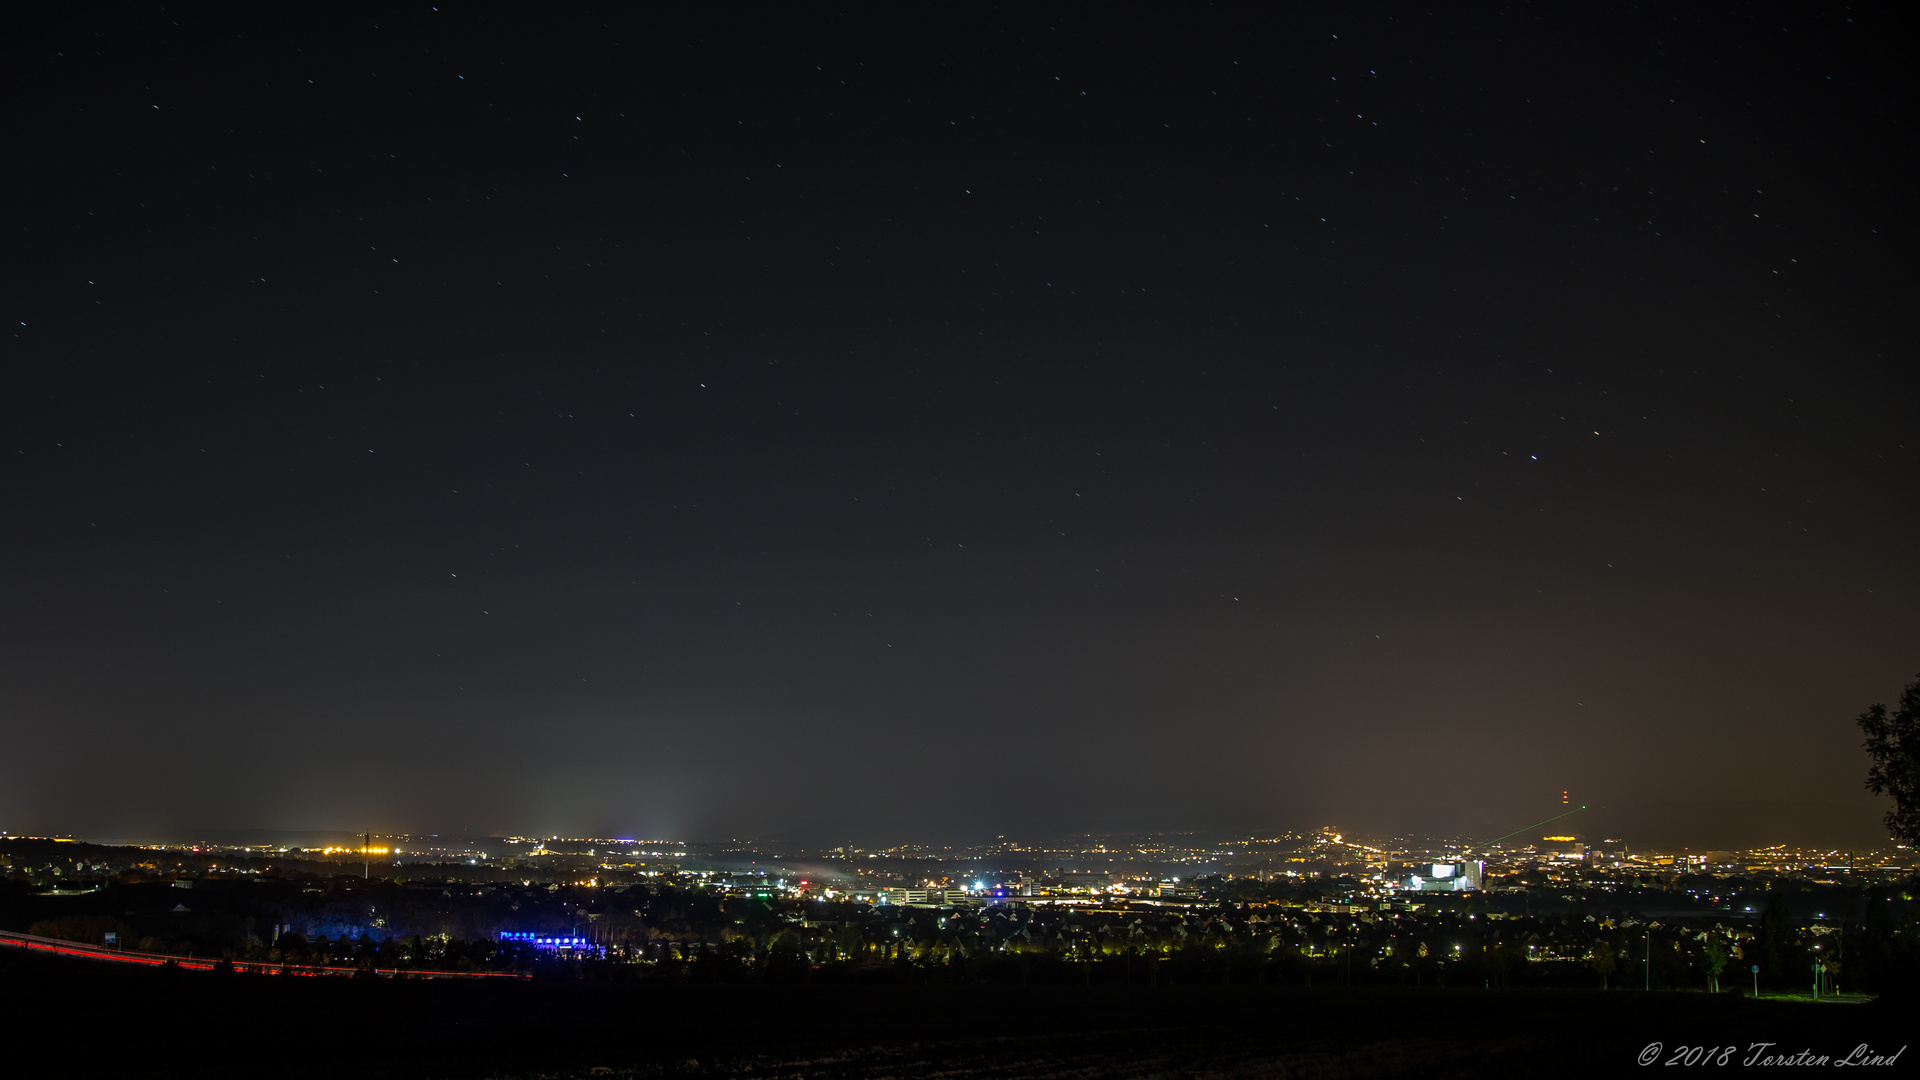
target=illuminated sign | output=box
[498,931,594,952]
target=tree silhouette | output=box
[1590,940,1616,990]
[1702,939,1728,993]
[1759,893,1793,989]
[1858,673,1920,846]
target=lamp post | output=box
[1751,964,1759,998]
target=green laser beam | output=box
[1472,806,1587,851]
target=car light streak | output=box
[0,928,528,979]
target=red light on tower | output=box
[1561,790,1569,805]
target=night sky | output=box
[4,5,1913,848]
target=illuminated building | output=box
[1405,861,1483,892]
[1538,835,1586,858]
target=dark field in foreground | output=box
[4,950,1906,1078]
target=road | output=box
[0,927,526,978]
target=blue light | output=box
[500,930,595,953]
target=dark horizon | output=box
[21,795,1907,856]
[4,5,1913,850]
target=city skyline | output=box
[2,771,1907,851]
[8,809,1909,865]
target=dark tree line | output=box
[1859,672,1920,848]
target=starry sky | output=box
[3,5,1913,848]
